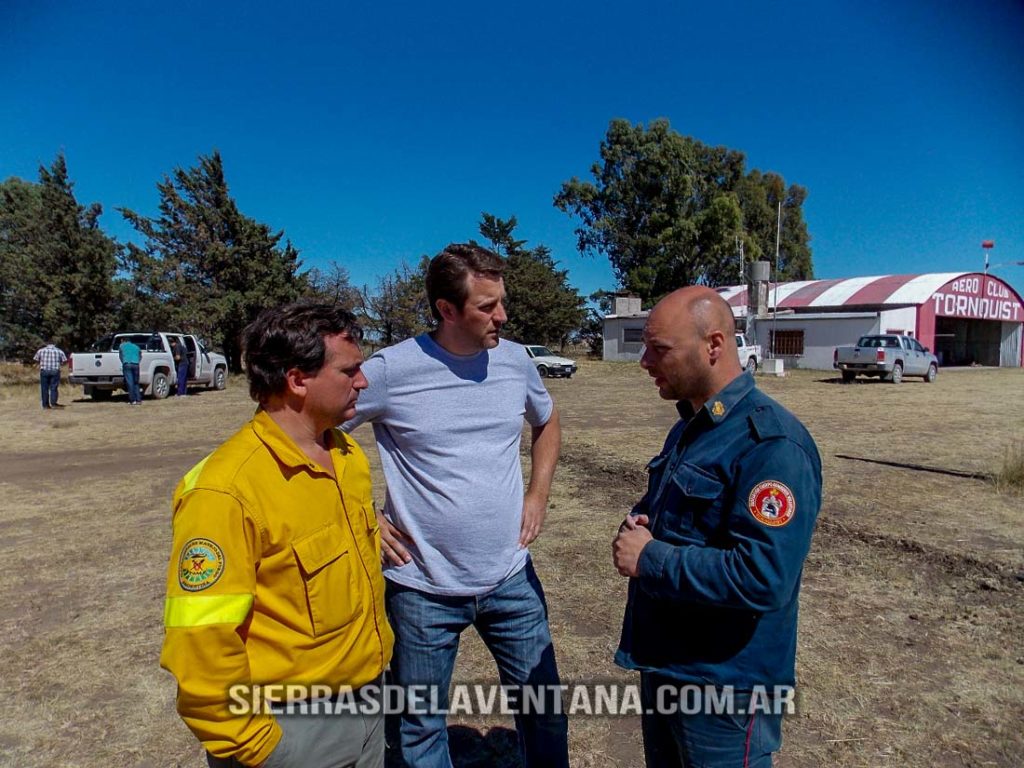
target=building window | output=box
[623,328,643,343]
[771,330,805,356]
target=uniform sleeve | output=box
[637,438,821,612]
[159,485,281,766]
[522,348,553,427]
[342,352,388,431]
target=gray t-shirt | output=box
[342,334,553,596]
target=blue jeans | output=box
[40,369,60,408]
[123,363,141,403]
[639,673,782,768]
[176,360,189,395]
[385,560,569,768]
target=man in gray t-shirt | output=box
[343,243,569,768]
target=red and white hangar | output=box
[717,272,1024,370]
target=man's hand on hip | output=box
[377,508,414,566]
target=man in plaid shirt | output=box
[33,341,67,409]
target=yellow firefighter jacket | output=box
[160,409,393,766]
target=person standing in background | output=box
[119,338,142,405]
[170,337,189,397]
[33,340,67,410]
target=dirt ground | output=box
[0,361,1021,767]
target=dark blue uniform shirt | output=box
[615,372,822,688]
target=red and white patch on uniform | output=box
[747,481,795,527]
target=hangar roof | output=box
[717,272,972,312]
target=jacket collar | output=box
[250,409,343,476]
[675,372,756,426]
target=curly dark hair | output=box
[425,243,506,322]
[243,302,363,404]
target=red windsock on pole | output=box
[982,240,995,249]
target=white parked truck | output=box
[69,332,228,400]
[736,334,762,374]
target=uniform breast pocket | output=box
[292,523,362,635]
[645,454,669,496]
[659,463,726,541]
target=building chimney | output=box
[613,295,642,316]
[749,261,770,319]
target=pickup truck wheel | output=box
[841,371,855,383]
[91,388,113,401]
[924,363,937,383]
[150,372,171,400]
[889,363,904,384]
[213,367,226,390]
[537,365,549,378]
[745,357,757,374]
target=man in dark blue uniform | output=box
[612,286,822,767]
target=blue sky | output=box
[2,0,1022,298]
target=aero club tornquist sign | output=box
[930,275,1023,322]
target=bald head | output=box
[656,286,737,340]
[641,286,743,407]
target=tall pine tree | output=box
[120,151,305,371]
[478,213,586,348]
[0,154,118,359]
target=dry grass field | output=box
[0,360,1021,767]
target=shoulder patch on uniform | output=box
[748,481,795,527]
[178,538,226,591]
[749,407,784,441]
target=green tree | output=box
[477,213,586,347]
[733,170,813,280]
[554,119,813,304]
[0,154,118,360]
[361,258,432,347]
[119,151,305,371]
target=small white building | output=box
[602,272,1024,369]
[602,295,648,362]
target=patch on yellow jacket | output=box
[178,538,226,591]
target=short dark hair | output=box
[425,243,506,322]
[243,302,363,404]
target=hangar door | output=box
[934,317,1006,366]
[1000,322,1022,367]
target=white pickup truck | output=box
[69,332,228,400]
[736,334,762,374]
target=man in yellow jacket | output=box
[160,303,394,768]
